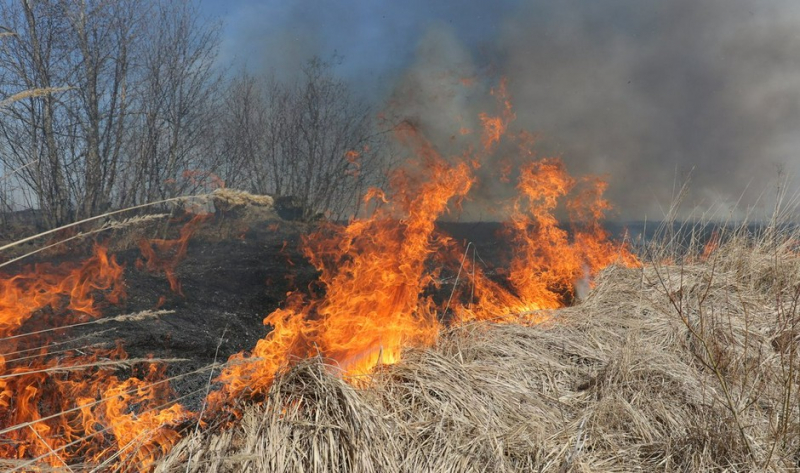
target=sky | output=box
[199,0,800,221]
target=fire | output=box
[137,214,210,294]
[309,125,473,378]
[0,77,637,470]
[701,229,721,260]
[211,79,635,410]
[345,150,362,177]
[478,78,515,151]
[210,122,475,406]
[0,245,189,469]
[99,363,188,466]
[181,169,226,190]
[0,245,124,335]
[458,159,639,323]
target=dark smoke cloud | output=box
[218,0,800,220]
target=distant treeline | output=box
[0,1,391,229]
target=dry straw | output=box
[152,212,800,472]
[0,86,72,109]
[6,183,798,471]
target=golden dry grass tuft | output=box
[210,189,275,210]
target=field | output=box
[2,193,799,471]
[1,2,797,470]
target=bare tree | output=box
[0,3,384,226]
[120,0,222,206]
[0,0,222,227]
[214,70,268,191]
[64,0,141,217]
[220,58,389,220]
[0,2,73,227]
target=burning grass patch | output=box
[155,226,800,472]
[3,79,798,471]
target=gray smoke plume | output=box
[388,0,800,221]
[501,0,800,220]
[224,0,800,221]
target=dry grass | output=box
[0,86,72,109]
[152,218,800,472]
[0,190,277,258]
[4,184,797,471]
[210,189,275,210]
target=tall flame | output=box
[459,158,638,323]
[210,79,636,410]
[210,122,475,406]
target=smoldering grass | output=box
[0,364,220,439]
[3,338,115,364]
[3,385,209,473]
[0,194,208,254]
[0,214,169,271]
[0,357,189,381]
[5,185,800,471]
[186,326,228,473]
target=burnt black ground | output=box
[17,218,319,410]
[11,218,625,410]
[89,219,514,408]
[10,216,720,412]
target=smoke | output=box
[385,26,535,221]
[503,0,800,219]
[223,0,800,221]
[388,0,800,221]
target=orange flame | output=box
[181,169,225,190]
[210,79,636,415]
[478,78,515,151]
[344,150,361,177]
[701,229,720,261]
[0,245,189,469]
[137,214,209,294]
[210,122,475,406]
[0,245,124,335]
[456,158,638,323]
[2,77,640,470]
